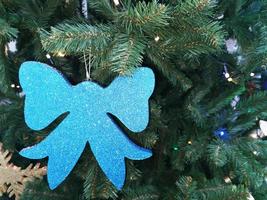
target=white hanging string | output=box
[80,0,88,19]
[80,0,91,80]
[83,51,91,81]
[88,49,92,80]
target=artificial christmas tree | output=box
[0,0,266,199]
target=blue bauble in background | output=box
[262,80,267,90]
[214,128,231,141]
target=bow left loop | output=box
[19,61,71,130]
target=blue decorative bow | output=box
[19,62,155,190]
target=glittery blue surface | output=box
[19,61,155,190]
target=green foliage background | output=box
[0,0,266,199]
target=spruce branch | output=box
[236,91,267,115]
[146,49,192,90]
[89,0,117,20]
[40,23,111,54]
[83,161,118,200]
[116,0,170,33]
[122,185,159,200]
[205,86,245,117]
[0,18,18,42]
[15,0,61,30]
[197,184,249,200]
[108,34,145,75]
[207,141,228,167]
[0,41,13,94]
[20,179,80,200]
[172,0,217,18]
[175,176,250,200]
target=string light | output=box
[253,151,259,156]
[18,91,25,98]
[154,36,160,42]
[231,95,240,109]
[227,77,233,82]
[224,73,230,79]
[46,53,54,65]
[259,120,267,137]
[46,54,51,59]
[187,141,192,145]
[249,130,258,139]
[113,0,119,6]
[223,63,232,81]
[4,45,8,56]
[223,64,238,84]
[253,73,262,79]
[217,14,224,20]
[57,52,65,57]
[7,40,17,53]
[248,193,255,200]
[224,177,231,183]
[10,84,21,89]
[250,72,255,77]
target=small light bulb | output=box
[18,92,25,97]
[16,85,20,89]
[4,45,8,56]
[250,72,255,77]
[188,141,192,145]
[11,84,15,88]
[248,193,255,200]
[154,36,160,42]
[224,73,230,78]
[46,54,51,59]
[253,151,259,155]
[260,120,267,137]
[57,52,65,57]
[113,0,119,6]
[217,14,224,20]
[227,77,233,82]
[220,131,225,136]
[7,40,17,53]
[249,131,258,139]
[224,177,231,183]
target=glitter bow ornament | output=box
[19,62,155,190]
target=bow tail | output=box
[20,141,49,159]
[124,142,152,160]
[20,116,87,190]
[20,137,85,189]
[89,121,152,190]
[46,144,84,190]
[91,141,152,190]
[90,142,126,190]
